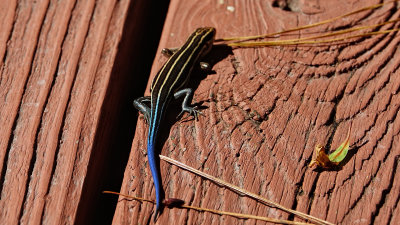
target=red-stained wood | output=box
[113,0,400,225]
[0,0,169,224]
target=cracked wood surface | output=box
[0,0,128,224]
[0,0,169,224]
[114,0,400,224]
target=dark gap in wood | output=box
[74,0,170,224]
[271,0,291,12]
[0,125,14,193]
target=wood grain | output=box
[0,0,168,224]
[113,0,400,224]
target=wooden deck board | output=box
[0,0,168,224]
[1,0,399,224]
[113,0,400,224]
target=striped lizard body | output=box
[133,27,216,221]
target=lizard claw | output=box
[177,106,203,121]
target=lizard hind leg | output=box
[133,96,151,123]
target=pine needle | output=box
[216,0,398,42]
[228,28,400,47]
[159,155,334,225]
[103,191,316,225]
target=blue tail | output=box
[147,140,163,221]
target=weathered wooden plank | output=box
[114,0,400,224]
[0,0,168,224]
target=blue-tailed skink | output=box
[133,27,216,221]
